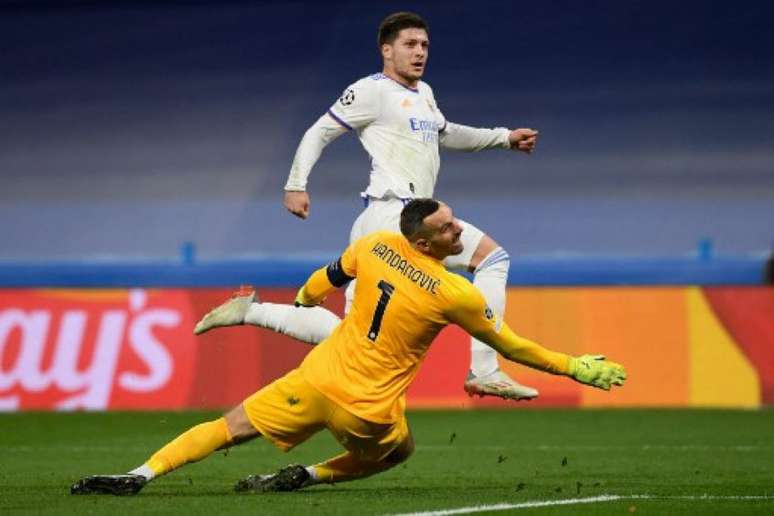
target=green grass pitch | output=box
[2,409,773,515]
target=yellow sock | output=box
[312,452,393,484]
[145,417,232,477]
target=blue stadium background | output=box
[1,0,772,284]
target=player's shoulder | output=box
[437,270,482,306]
[347,73,390,90]
[367,72,390,83]
[417,80,436,98]
[438,268,474,293]
[354,230,400,251]
[417,80,433,93]
[368,230,404,246]
[336,74,389,105]
[333,75,385,111]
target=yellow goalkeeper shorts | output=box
[242,368,409,461]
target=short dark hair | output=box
[400,198,440,240]
[378,12,428,48]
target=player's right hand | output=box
[568,354,627,390]
[284,191,311,219]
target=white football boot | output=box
[463,369,539,401]
[193,285,256,335]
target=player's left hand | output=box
[508,128,539,154]
[568,354,627,390]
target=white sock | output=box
[470,247,510,377]
[244,302,341,345]
[344,279,356,314]
[128,463,155,481]
[305,465,319,484]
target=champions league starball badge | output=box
[339,88,355,106]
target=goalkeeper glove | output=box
[568,354,627,390]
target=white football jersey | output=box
[328,73,446,199]
[284,73,511,197]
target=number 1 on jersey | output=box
[367,280,395,341]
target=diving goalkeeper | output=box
[71,198,626,495]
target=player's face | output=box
[382,28,429,86]
[421,204,464,259]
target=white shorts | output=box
[346,197,485,311]
[348,197,485,272]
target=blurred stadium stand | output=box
[1,0,773,284]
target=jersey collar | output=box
[385,75,420,93]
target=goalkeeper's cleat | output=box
[70,474,147,496]
[463,369,539,401]
[234,464,310,493]
[194,285,256,335]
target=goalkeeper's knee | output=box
[383,435,415,466]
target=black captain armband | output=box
[326,258,354,287]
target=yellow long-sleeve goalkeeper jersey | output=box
[298,231,571,423]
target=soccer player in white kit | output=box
[237,12,540,400]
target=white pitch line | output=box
[388,494,774,516]
[4,444,766,453]
[4,445,153,452]
[388,495,623,516]
[414,444,767,452]
[632,495,774,501]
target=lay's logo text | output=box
[0,289,196,411]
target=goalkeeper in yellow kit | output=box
[71,199,626,495]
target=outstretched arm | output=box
[284,114,348,219]
[439,122,539,154]
[480,322,572,375]
[473,320,625,390]
[446,290,626,390]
